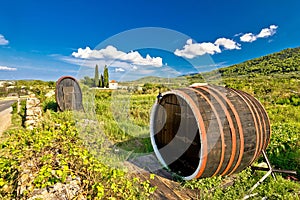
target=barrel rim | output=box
[150,90,205,180]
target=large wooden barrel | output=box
[55,76,83,111]
[150,84,270,180]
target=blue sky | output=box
[0,0,300,81]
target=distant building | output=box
[117,85,128,90]
[137,86,143,91]
[8,81,15,85]
[109,80,118,89]
[0,81,15,87]
[6,85,16,89]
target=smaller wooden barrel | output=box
[150,84,271,180]
[55,76,83,111]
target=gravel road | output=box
[0,99,16,135]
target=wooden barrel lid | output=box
[55,76,83,111]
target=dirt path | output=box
[0,107,12,136]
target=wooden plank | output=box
[63,86,75,110]
[157,175,198,199]
[125,154,199,200]
[125,162,184,199]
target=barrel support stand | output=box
[243,150,297,199]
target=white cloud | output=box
[234,33,243,37]
[240,25,278,43]
[115,67,125,72]
[174,38,240,59]
[0,34,9,45]
[214,38,241,50]
[0,66,17,71]
[240,33,257,42]
[61,56,130,70]
[72,45,163,67]
[131,65,138,71]
[257,25,278,38]
[174,39,221,59]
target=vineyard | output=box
[1,48,300,199]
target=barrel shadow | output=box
[127,153,174,180]
[115,138,175,181]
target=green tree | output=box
[103,65,109,88]
[99,74,104,88]
[82,76,94,87]
[47,81,56,88]
[94,64,99,87]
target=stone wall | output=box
[25,97,42,130]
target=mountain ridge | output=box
[218,47,300,77]
[126,47,300,84]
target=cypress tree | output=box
[103,65,109,88]
[99,73,104,88]
[94,64,99,87]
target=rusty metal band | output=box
[229,89,262,169]
[207,86,244,175]
[187,87,226,176]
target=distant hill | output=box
[122,47,300,85]
[120,76,190,86]
[218,47,300,77]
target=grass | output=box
[0,71,299,199]
[0,98,156,199]
[85,75,300,199]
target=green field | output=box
[0,47,299,199]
